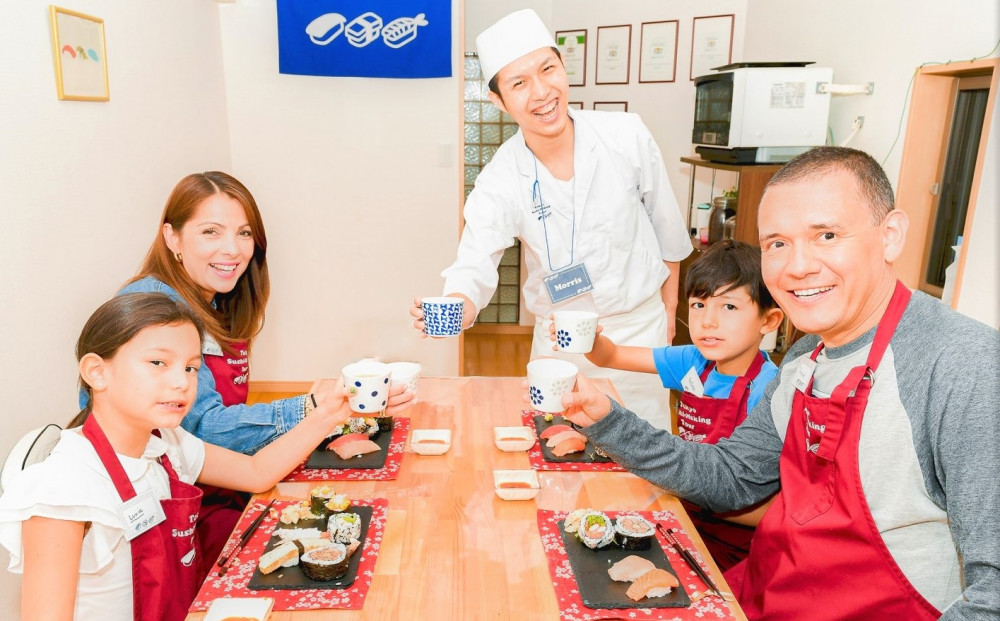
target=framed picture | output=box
[690,14,734,81]
[593,101,627,112]
[49,6,109,101]
[568,102,584,110]
[639,20,678,83]
[555,29,587,87]
[595,25,631,85]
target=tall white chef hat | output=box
[476,9,557,84]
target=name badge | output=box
[681,367,705,397]
[793,358,817,393]
[115,490,166,541]
[545,263,594,304]
[202,333,223,357]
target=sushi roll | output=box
[324,493,351,513]
[300,543,350,581]
[563,508,589,534]
[576,511,615,549]
[375,414,394,432]
[310,484,337,517]
[614,514,656,550]
[328,512,363,544]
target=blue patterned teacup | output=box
[421,297,464,337]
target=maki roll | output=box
[375,414,394,432]
[614,514,655,550]
[576,511,615,549]
[300,543,350,581]
[328,512,363,544]
[310,484,337,517]
[324,493,351,513]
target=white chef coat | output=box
[442,108,692,319]
[0,426,205,621]
[442,109,691,426]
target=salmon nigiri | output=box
[326,433,370,451]
[331,438,381,460]
[551,437,586,457]
[625,568,679,601]
[545,429,587,447]
[608,555,657,582]
[539,424,574,439]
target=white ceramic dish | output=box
[204,596,274,621]
[493,469,541,501]
[410,429,452,455]
[493,426,535,452]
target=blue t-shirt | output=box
[652,345,778,415]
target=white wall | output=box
[742,0,1000,327]
[0,2,232,616]
[216,2,461,383]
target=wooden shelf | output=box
[681,156,783,246]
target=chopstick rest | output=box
[656,523,724,599]
[217,499,275,576]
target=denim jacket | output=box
[79,276,307,455]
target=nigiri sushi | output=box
[625,568,679,601]
[544,429,587,448]
[539,423,574,439]
[326,433,370,451]
[607,555,656,582]
[551,437,586,457]
[331,438,381,460]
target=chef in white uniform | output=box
[412,9,692,429]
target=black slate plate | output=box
[533,415,614,463]
[558,519,690,609]
[248,506,372,590]
[304,428,390,470]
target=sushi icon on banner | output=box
[278,0,451,78]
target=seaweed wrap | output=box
[310,484,337,517]
[300,543,350,581]
[613,514,655,550]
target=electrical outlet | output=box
[853,116,865,129]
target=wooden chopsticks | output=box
[656,522,724,599]
[217,499,275,576]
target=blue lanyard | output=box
[531,155,575,272]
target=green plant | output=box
[723,186,738,199]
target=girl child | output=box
[108,172,414,579]
[551,240,784,570]
[0,293,355,621]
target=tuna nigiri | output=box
[539,423,574,439]
[625,568,679,601]
[331,438,381,460]
[607,555,656,582]
[544,429,587,447]
[326,433,370,451]
[551,437,586,457]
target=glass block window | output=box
[464,53,521,324]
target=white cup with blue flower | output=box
[527,359,578,413]
[553,311,599,354]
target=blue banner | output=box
[277,1,452,79]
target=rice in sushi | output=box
[300,543,350,581]
[576,511,615,549]
[328,512,363,544]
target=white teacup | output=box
[387,361,421,398]
[553,311,599,354]
[526,359,579,413]
[422,297,464,337]
[341,360,392,414]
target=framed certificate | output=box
[555,29,587,87]
[593,101,627,112]
[639,20,678,83]
[595,25,631,85]
[690,14,734,80]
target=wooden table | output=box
[187,377,746,620]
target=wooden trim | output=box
[466,323,534,335]
[248,380,311,393]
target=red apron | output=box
[196,338,251,583]
[82,416,202,621]
[203,339,249,407]
[678,351,766,571]
[732,281,940,620]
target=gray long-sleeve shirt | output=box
[583,291,1000,619]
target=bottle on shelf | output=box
[708,196,736,244]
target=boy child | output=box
[563,239,783,569]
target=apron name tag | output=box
[681,367,705,397]
[544,263,594,304]
[793,358,817,393]
[116,490,167,541]
[202,333,223,357]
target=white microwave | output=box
[693,63,833,163]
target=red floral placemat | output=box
[283,418,410,481]
[537,509,736,621]
[522,411,625,472]
[191,497,388,612]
